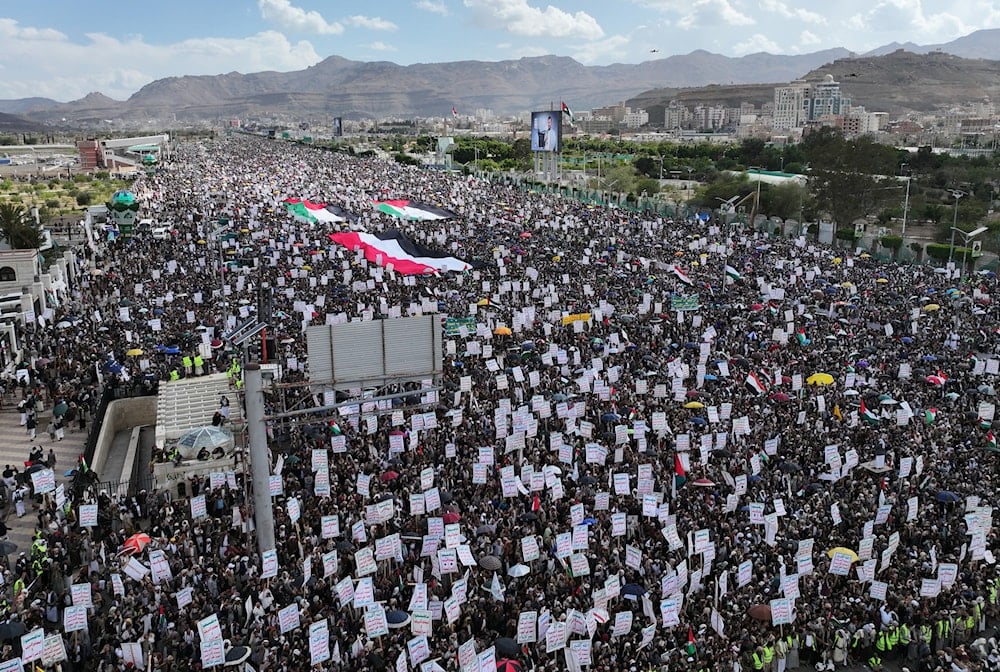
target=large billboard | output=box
[530,110,561,153]
[306,315,443,390]
[333,117,343,137]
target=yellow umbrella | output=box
[832,257,843,265]
[806,372,835,386]
[552,255,561,262]
[126,348,144,356]
[494,326,512,336]
[683,401,705,409]
[826,547,859,563]
[302,265,312,271]
[840,281,854,288]
[196,239,207,245]
[859,253,871,259]
[241,228,250,233]
[923,303,940,312]
[876,278,889,284]
[477,298,491,306]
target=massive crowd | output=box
[3,134,1000,672]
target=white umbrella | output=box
[507,564,530,578]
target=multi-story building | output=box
[622,109,649,128]
[773,81,811,130]
[809,74,852,119]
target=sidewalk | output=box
[0,401,90,562]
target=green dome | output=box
[110,190,137,206]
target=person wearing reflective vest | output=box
[169,369,180,381]
[182,355,193,375]
[935,613,951,650]
[887,624,900,655]
[752,647,765,671]
[762,639,775,672]
[785,633,800,670]
[867,653,883,671]
[774,636,788,672]
[193,354,204,376]
[875,629,890,656]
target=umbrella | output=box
[0,541,16,556]
[335,541,354,553]
[495,638,519,659]
[748,604,772,622]
[224,645,251,666]
[691,478,715,487]
[806,373,834,386]
[126,348,144,356]
[53,401,69,418]
[518,512,538,522]
[443,511,461,524]
[508,564,530,577]
[121,532,152,555]
[479,555,502,571]
[476,524,496,537]
[380,470,399,482]
[778,461,801,473]
[690,416,707,426]
[860,460,891,474]
[494,326,512,336]
[601,413,621,423]
[935,491,960,503]
[978,385,996,396]
[683,401,705,409]
[923,303,940,312]
[769,392,790,402]
[386,610,410,628]
[0,622,25,642]
[497,660,523,672]
[926,374,947,386]
[621,583,647,600]
[826,547,859,563]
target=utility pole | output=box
[244,363,275,554]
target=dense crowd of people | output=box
[3,134,1000,672]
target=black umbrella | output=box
[224,645,251,666]
[335,541,354,553]
[0,622,25,642]
[386,610,410,628]
[778,461,801,473]
[495,637,519,658]
[0,541,17,556]
[518,512,538,522]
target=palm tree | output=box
[0,202,42,249]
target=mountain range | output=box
[1,28,1000,128]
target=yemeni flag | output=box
[724,264,742,282]
[860,399,879,425]
[671,265,694,286]
[561,101,575,127]
[686,625,696,655]
[745,371,767,395]
[330,230,478,275]
[374,200,458,221]
[988,431,998,453]
[674,454,687,490]
[925,408,937,425]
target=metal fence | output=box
[94,473,155,499]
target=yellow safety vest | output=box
[752,653,764,670]
[194,355,204,367]
[762,646,774,663]
[182,356,192,368]
[169,370,180,381]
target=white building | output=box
[623,109,649,128]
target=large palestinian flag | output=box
[330,230,476,275]
[374,200,457,221]
[284,198,357,224]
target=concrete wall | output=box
[92,396,157,479]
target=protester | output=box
[5,134,1000,672]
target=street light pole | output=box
[900,163,911,237]
[947,190,966,265]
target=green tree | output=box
[0,202,43,249]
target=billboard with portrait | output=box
[530,111,561,153]
[333,117,343,137]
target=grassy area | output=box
[0,173,131,216]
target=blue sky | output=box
[1,0,997,101]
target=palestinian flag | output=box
[686,625,696,655]
[860,399,879,425]
[979,417,992,430]
[374,200,458,221]
[724,264,742,282]
[283,198,356,224]
[671,265,694,286]
[745,371,767,395]
[561,101,575,127]
[925,408,937,425]
[329,230,478,275]
[451,106,458,118]
[674,453,687,489]
[796,329,810,346]
[988,431,998,453]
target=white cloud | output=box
[258,0,344,35]
[464,0,605,40]
[368,41,397,52]
[637,0,754,29]
[759,0,825,24]
[571,34,631,64]
[731,33,781,55]
[0,24,320,101]
[345,16,398,31]
[799,30,821,47]
[415,0,449,16]
[505,45,551,58]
